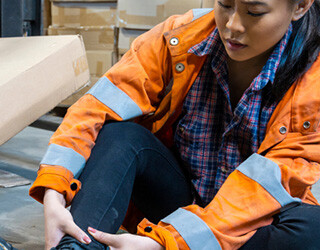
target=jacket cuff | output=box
[29,165,81,207]
[137,219,179,250]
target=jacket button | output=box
[169,37,179,46]
[175,63,185,73]
[279,126,287,135]
[303,121,311,129]
[144,226,152,233]
[70,182,78,191]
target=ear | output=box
[292,0,315,21]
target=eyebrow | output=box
[240,1,268,6]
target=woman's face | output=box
[214,0,296,62]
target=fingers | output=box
[44,191,91,247]
[64,221,92,245]
[45,220,91,250]
[88,227,119,247]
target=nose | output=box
[226,12,245,34]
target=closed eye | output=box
[218,1,231,8]
[247,11,267,17]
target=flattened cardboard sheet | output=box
[0,170,30,188]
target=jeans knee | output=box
[298,204,320,234]
[280,204,320,247]
[98,122,151,147]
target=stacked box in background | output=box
[202,0,215,8]
[117,0,202,29]
[42,0,52,35]
[117,27,146,58]
[51,2,117,27]
[49,0,117,106]
[115,0,204,59]
[47,0,214,106]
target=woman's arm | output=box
[43,188,91,250]
[29,14,176,205]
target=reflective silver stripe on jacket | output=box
[162,208,221,250]
[87,76,143,120]
[237,154,301,209]
[40,143,86,178]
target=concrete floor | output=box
[0,127,53,250]
[0,126,320,250]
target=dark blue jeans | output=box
[54,122,320,250]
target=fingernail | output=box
[88,227,97,234]
[83,235,91,244]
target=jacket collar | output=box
[163,10,216,57]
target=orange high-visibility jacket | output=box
[30,9,320,249]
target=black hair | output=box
[272,0,320,101]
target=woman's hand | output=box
[43,189,91,250]
[88,227,165,250]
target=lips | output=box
[226,39,247,51]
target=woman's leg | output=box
[54,122,193,249]
[240,203,320,250]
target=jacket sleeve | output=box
[137,132,320,249]
[29,12,186,205]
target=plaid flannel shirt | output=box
[174,26,292,205]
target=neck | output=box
[227,47,273,89]
[226,48,274,109]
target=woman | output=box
[30,0,320,249]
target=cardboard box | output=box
[43,0,52,34]
[86,49,115,76]
[118,28,148,55]
[202,0,215,8]
[60,75,100,106]
[63,49,118,106]
[48,25,114,50]
[51,2,117,27]
[117,0,202,29]
[52,0,116,2]
[0,35,90,145]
